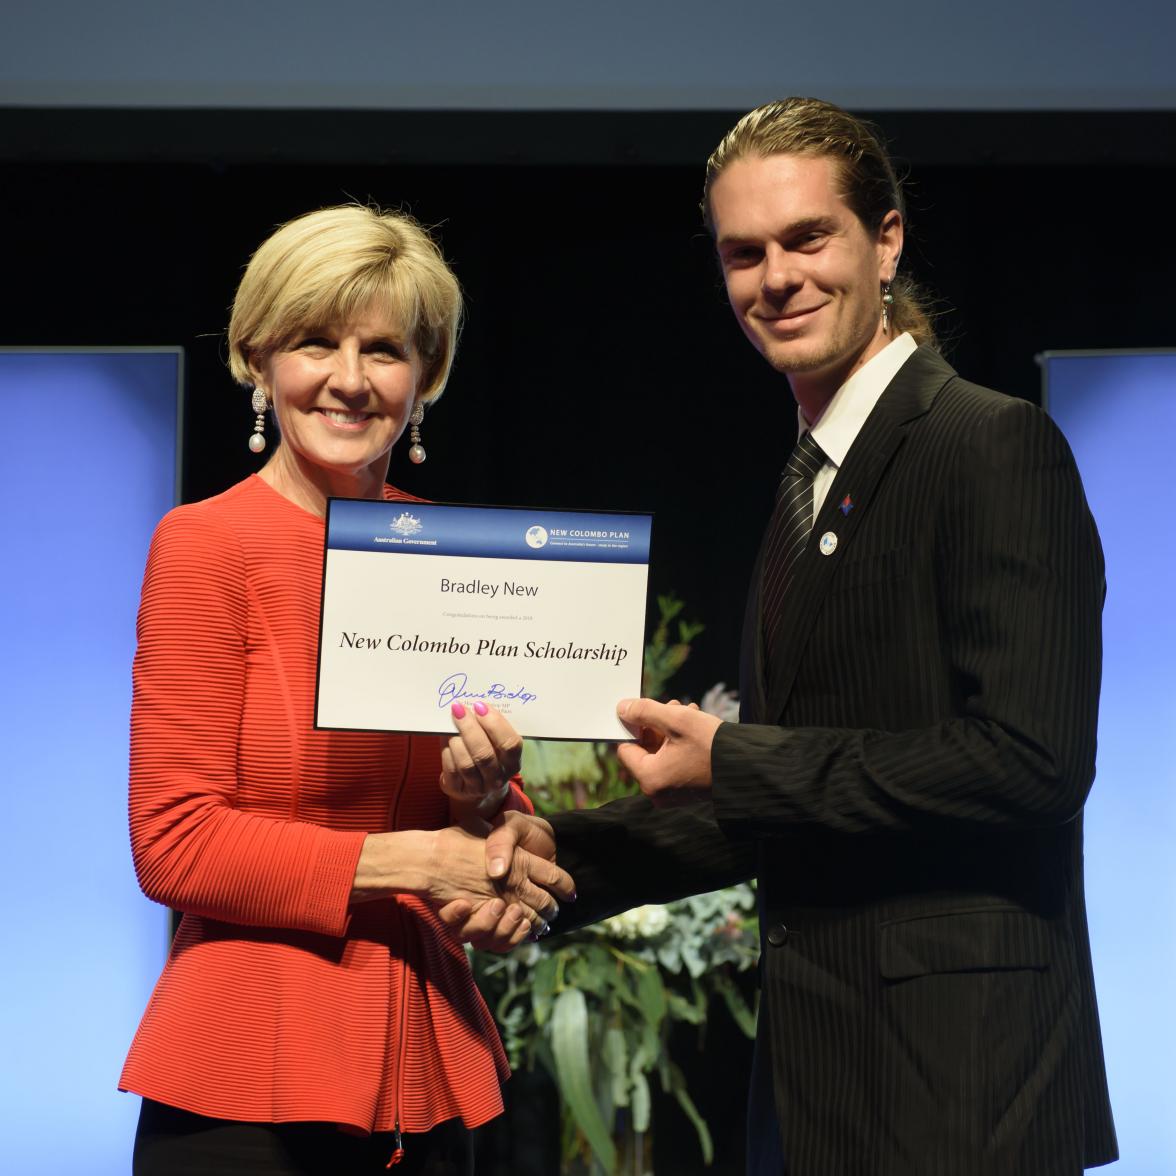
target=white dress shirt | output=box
[800,332,918,515]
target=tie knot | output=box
[784,431,826,481]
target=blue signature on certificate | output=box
[437,671,538,708]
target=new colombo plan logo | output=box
[389,512,423,537]
[525,524,548,549]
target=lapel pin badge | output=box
[819,531,838,556]
[839,494,854,516]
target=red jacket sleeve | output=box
[501,774,534,815]
[128,507,365,936]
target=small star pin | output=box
[839,494,854,516]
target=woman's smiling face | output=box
[253,304,423,486]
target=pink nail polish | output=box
[451,702,466,719]
[473,701,489,716]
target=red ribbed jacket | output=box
[120,475,526,1132]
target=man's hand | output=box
[615,698,722,806]
[484,811,559,883]
[437,895,534,952]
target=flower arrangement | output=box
[471,597,759,1174]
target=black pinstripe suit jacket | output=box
[548,347,1118,1174]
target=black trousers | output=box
[133,1098,475,1176]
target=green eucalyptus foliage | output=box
[475,889,759,1171]
[472,595,760,1173]
[641,593,706,702]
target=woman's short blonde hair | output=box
[228,204,463,403]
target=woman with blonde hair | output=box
[121,205,570,1175]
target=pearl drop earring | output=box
[408,402,426,464]
[248,387,268,454]
[881,282,895,332]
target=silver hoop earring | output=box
[248,387,268,454]
[408,402,426,464]
[881,282,895,333]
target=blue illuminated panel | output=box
[0,350,181,1174]
[1044,351,1176,1174]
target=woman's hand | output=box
[351,823,573,940]
[440,701,523,819]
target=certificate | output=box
[315,499,652,740]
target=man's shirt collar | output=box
[801,333,918,469]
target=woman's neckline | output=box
[247,473,409,521]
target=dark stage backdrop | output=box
[4,126,1174,696]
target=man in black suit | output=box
[481,97,1118,1174]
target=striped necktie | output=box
[761,430,827,652]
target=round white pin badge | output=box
[819,531,838,556]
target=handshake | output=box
[432,811,574,952]
[350,810,571,951]
[370,693,722,951]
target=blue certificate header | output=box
[327,499,652,564]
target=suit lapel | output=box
[739,539,769,722]
[760,347,956,723]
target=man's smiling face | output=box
[711,152,902,402]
